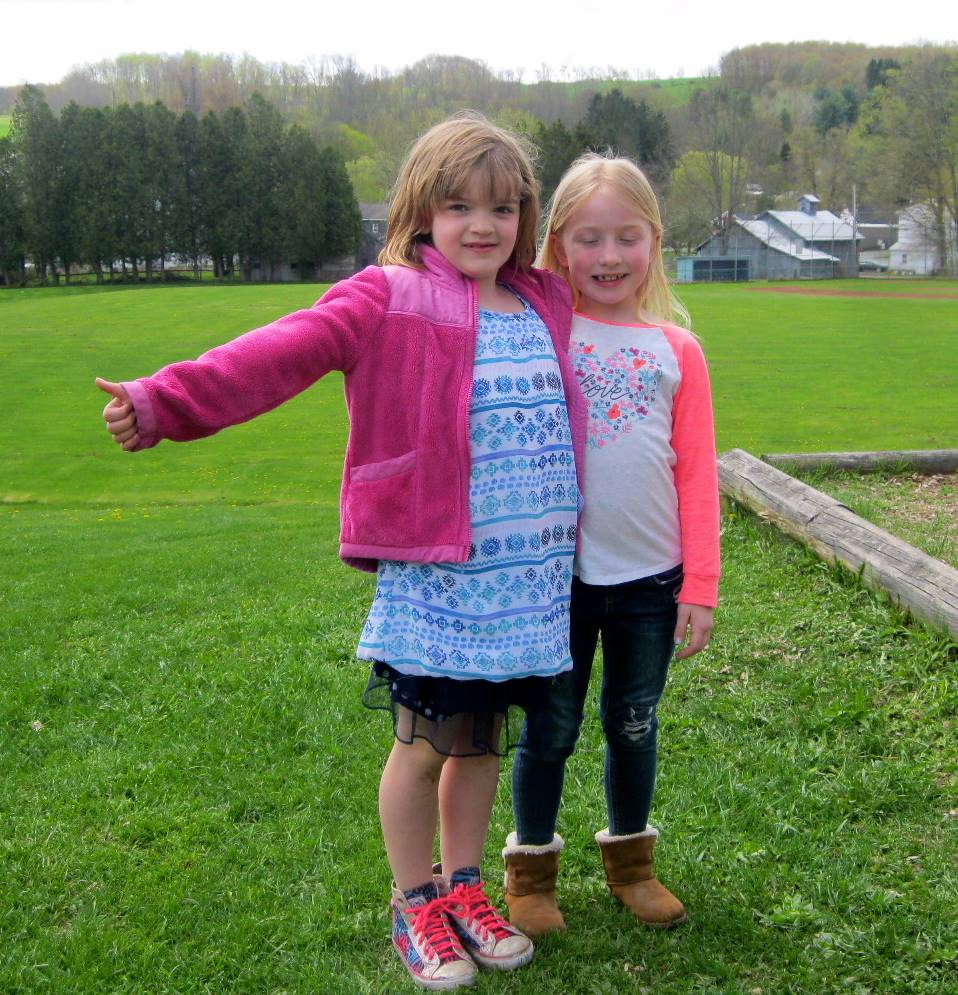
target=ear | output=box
[550,232,568,267]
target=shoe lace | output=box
[450,882,512,940]
[410,895,462,962]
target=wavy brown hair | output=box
[379,111,540,272]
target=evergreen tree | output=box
[57,103,94,281]
[172,109,204,278]
[11,85,64,281]
[584,89,674,182]
[141,101,179,279]
[239,93,285,279]
[536,118,598,203]
[866,58,901,90]
[277,128,360,275]
[318,144,362,261]
[65,105,116,281]
[198,107,245,278]
[0,135,26,285]
[277,124,329,275]
[110,103,150,278]
[813,84,860,135]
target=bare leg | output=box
[438,718,503,876]
[380,732,447,891]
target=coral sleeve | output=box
[664,327,721,606]
[122,267,388,450]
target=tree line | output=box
[2,44,956,284]
[0,84,672,286]
[0,88,361,286]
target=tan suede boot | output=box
[502,832,566,937]
[595,827,687,928]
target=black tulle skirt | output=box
[362,661,558,757]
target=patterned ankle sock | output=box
[402,880,439,907]
[450,866,481,888]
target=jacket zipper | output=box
[461,280,478,560]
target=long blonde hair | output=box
[380,111,540,272]
[539,152,689,327]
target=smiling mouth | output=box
[465,243,497,251]
[593,274,627,283]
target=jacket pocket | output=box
[350,450,417,483]
[344,450,418,545]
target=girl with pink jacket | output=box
[97,113,586,991]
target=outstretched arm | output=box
[91,267,388,452]
[96,378,139,451]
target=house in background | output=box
[677,194,862,282]
[358,202,388,268]
[888,203,957,275]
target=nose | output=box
[470,210,495,234]
[598,239,621,265]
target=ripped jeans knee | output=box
[603,702,658,752]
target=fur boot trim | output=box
[502,831,565,857]
[594,826,658,844]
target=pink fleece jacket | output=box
[123,245,587,572]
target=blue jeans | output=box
[512,566,682,842]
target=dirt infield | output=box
[750,286,958,300]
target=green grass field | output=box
[2,281,956,993]
[0,114,11,138]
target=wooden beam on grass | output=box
[719,448,958,638]
[761,449,958,475]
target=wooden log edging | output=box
[719,448,958,638]
[761,449,958,475]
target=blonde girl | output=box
[503,153,719,936]
[96,113,587,991]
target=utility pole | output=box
[852,183,859,277]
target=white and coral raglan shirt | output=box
[570,313,720,607]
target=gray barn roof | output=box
[738,220,839,261]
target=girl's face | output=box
[427,171,521,305]
[552,187,657,324]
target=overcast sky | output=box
[2,0,955,87]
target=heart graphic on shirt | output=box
[573,343,663,448]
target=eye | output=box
[494,204,516,215]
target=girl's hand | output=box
[673,603,714,660]
[96,378,139,451]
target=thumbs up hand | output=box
[96,378,140,451]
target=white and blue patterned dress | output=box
[359,296,578,753]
